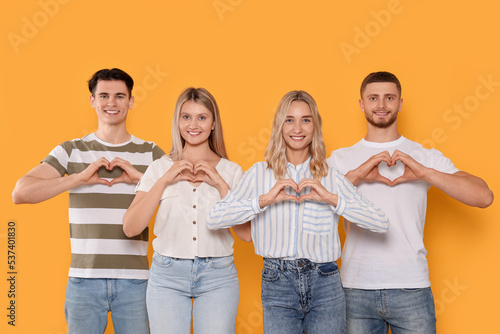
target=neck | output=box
[286,148,310,166]
[364,123,401,143]
[182,141,217,162]
[95,123,130,144]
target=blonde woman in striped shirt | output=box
[208,90,389,334]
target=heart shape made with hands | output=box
[282,182,316,202]
[181,170,207,186]
[377,160,405,181]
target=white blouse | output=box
[136,156,243,259]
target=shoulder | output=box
[148,155,173,171]
[218,158,242,172]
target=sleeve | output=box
[430,149,460,174]
[152,144,166,160]
[135,159,162,193]
[229,164,243,189]
[207,164,265,229]
[41,142,71,176]
[332,170,389,233]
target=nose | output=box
[377,99,386,109]
[188,118,199,128]
[107,97,117,106]
[292,121,302,133]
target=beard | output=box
[365,110,398,129]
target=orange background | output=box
[1,0,499,333]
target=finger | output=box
[375,175,393,186]
[280,179,299,192]
[391,176,405,186]
[297,193,313,202]
[280,194,299,202]
[109,176,124,186]
[175,173,194,183]
[94,178,112,186]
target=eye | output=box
[303,118,311,123]
[387,97,394,101]
[182,115,190,120]
[284,118,293,123]
[369,97,376,101]
[199,116,206,121]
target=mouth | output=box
[187,131,201,136]
[290,136,306,141]
[104,110,120,115]
[373,111,390,117]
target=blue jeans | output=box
[64,277,149,334]
[261,258,346,334]
[146,252,239,334]
[344,287,437,334]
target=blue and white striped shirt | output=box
[208,158,389,263]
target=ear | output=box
[90,95,95,108]
[359,99,364,112]
[129,96,135,109]
[211,121,215,131]
[398,98,403,111]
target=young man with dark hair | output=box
[12,68,165,334]
[328,71,493,334]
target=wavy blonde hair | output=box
[265,90,328,179]
[169,87,227,161]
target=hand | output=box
[109,157,143,185]
[259,179,299,208]
[79,157,112,186]
[193,161,229,195]
[297,178,338,206]
[160,160,195,186]
[391,150,427,186]
[348,151,393,186]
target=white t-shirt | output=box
[136,156,243,259]
[328,136,459,289]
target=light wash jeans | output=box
[344,287,437,334]
[147,252,239,334]
[261,258,346,334]
[64,277,149,334]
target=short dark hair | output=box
[360,71,401,97]
[88,68,134,97]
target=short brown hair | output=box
[360,71,401,97]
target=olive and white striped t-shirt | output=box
[43,133,165,279]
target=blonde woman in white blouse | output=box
[123,87,251,334]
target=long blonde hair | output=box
[169,87,227,160]
[265,90,328,179]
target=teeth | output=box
[106,110,119,114]
[291,136,304,140]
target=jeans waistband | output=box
[264,258,334,271]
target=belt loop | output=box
[280,259,284,271]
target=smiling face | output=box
[179,100,215,147]
[90,80,134,127]
[360,82,402,129]
[282,101,314,156]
